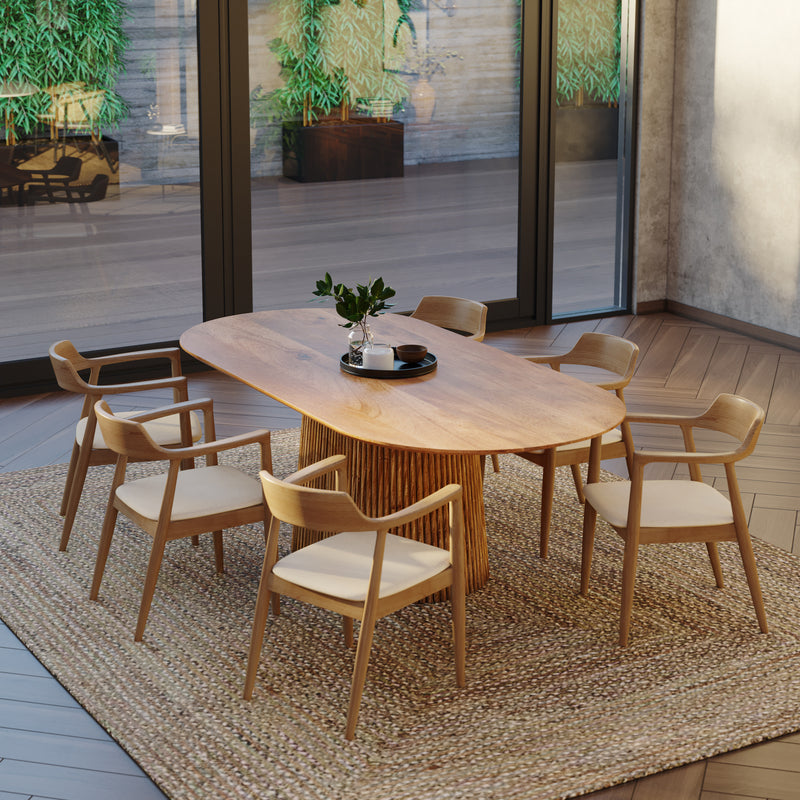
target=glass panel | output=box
[552,0,627,317]
[248,0,521,316]
[0,0,202,362]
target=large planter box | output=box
[555,106,619,162]
[282,118,404,182]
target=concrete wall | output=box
[635,0,800,337]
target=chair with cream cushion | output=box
[580,393,768,647]
[49,340,203,552]
[244,454,466,740]
[515,332,639,557]
[91,399,272,642]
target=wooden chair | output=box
[244,455,466,740]
[410,295,488,341]
[20,156,83,203]
[49,340,202,552]
[91,399,272,642]
[27,172,108,204]
[515,332,639,558]
[581,393,768,647]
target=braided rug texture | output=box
[2,427,800,800]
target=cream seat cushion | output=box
[115,465,262,521]
[273,531,451,602]
[583,479,734,529]
[77,411,202,450]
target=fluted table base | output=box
[295,416,489,598]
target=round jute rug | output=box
[2,427,800,800]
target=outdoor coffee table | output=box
[181,308,625,594]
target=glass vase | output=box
[347,323,373,366]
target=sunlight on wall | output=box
[712,2,800,306]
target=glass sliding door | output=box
[551,0,632,317]
[246,0,522,316]
[0,0,202,363]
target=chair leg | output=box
[580,503,597,596]
[571,463,585,504]
[90,505,118,600]
[244,556,277,700]
[59,441,80,516]
[540,449,556,559]
[135,535,168,642]
[343,616,354,649]
[706,542,725,588]
[451,574,466,689]
[345,611,378,740]
[212,530,224,573]
[619,536,640,647]
[734,527,769,634]
[59,444,93,551]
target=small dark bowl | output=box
[395,344,428,363]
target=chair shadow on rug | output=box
[244,454,466,740]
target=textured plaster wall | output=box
[664,1,800,335]
[633,0,676,304]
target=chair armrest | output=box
[84,374,189,397]
[373,483,463,528]
[523,355,560,368]
[632,448,738,468]
[625,411,701,426]
[125,397,212,423]
[84,346,183,374]
[166,429,271,460]
[285,455,348,487]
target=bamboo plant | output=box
[556,0,621,107]
[0,0,128,142]
[270,0,410,127]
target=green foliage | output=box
[313,272,396,339]
[270,0,410,124]
[0,0,129,137]
[556,0,621,107]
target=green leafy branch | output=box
[312,272,396,341]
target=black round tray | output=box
[340,351,437,379]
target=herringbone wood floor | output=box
[1,311,799,799]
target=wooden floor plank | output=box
[702,761,800,800]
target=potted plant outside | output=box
[268,0,412,181]
[312,272,396,365]
[403,42,461,125]
[0,0,128,159]
[555,0,621,162]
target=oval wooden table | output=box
[181,309,625,596]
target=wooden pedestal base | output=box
[295,416,489,598]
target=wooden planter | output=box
[282,117,404,182]
[555,106,619,162]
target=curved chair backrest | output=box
[260,469,374,534]
[49,340,95,394]
[689,393,764,459]
[560,333,639,391]
[94,400,169,461]
[410,296,488,341]
[50,156,83,181]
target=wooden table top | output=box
[181,308,625,455]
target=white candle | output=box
[363,343,394,371]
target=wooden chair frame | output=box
[49,340,197,552]
[581,393,768,646]
[92,399,272,642]
[410,295,488,341]
[516,332,639,557]
[244,455,466,740]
